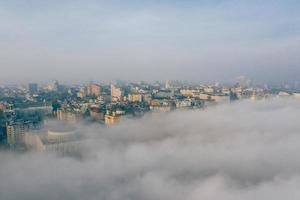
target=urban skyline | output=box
[1,78,299,151]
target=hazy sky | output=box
[0,0,300,83]
[1,98,300,200]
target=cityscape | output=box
[1,78,299,152]
[1,0,300,200]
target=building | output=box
[278,91,290,97]
[104,111,120,124]
[47,129,77,143]
[77,87,87,98]
[180,89,197,97]
[6,121,27,148]
[25,122,81,154]
[88,84,101,97]
[111,84,123,102]
[154,90,173,99]
[165,81,176,89]
[150,99,174,112]
[56,110,78,123]
[176,99,192,108]
[128,94,142,102]
[204,87,214,94]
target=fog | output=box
[1,98,300,199]
[0,0,300,84]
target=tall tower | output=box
[111,84,123,102]
[6,121,26,147]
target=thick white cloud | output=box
[1,98,300,200]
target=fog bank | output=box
[1,98,300,200]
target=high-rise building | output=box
[88,84,101,97]
[6,121,26,147]
[111,84,123,102]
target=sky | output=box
[1,98,300,199]
[0,0,300,84]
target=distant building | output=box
[204,87,214,94]
[47,129,77,143]
[176,99,192,108]
[150,99,174,112]
[154,90,173,99]
[128,94,142,102]
[165,81,176,89]
[104,111,120,124]
[180,89,197,97]
[6,121,27,148]
[28,83,38,94]
[56,110,79,123]
[88,84,101,97]
[278,91,290,97]
[111,84,123,102]
[77,87,87,98]
[25,121,81,154]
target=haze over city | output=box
[1,1,300,200]
[0,0,300,83]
